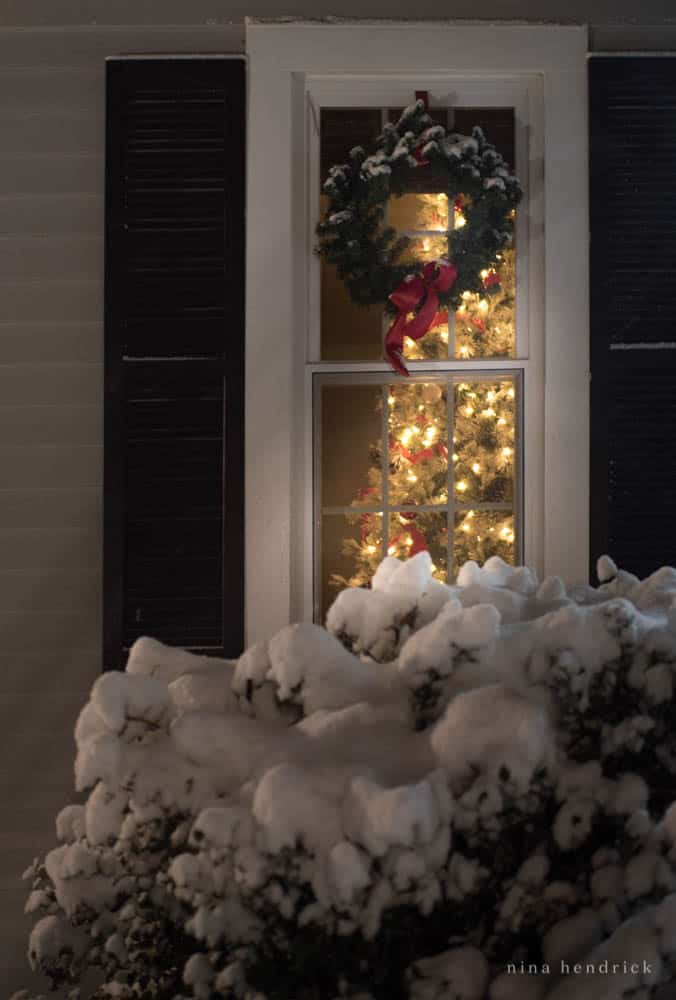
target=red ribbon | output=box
[385,261,457,376]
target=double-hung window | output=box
[309,85,538,622]
[246,23,588,643]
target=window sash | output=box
[312,369,523,622]
[306,76,535,365]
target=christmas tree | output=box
[329,196,517,594]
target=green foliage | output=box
[317,100,522,311]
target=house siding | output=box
[0,1,674,993]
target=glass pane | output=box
[320,110,384,362]
[388,511,448,583]
[321,513,382,621]
[321,254,384,362]
[454,246,516,359]
[388,193,449,233]
[321,383,383,507]
[454,510,515,572]
[388,382,448,506]
[453,380,516,504]
[400,309,449,362]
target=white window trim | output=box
[246,20,589,645]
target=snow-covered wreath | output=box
[317,100,522,375]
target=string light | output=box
[472,462,481,474]
[457,480,467,492]
[366,545,377,555]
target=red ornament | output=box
[482,271,501,290]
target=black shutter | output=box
[104,58,244,667]
[590,57,676,581]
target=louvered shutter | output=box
[104,58,244,668]
[590,57,676,580]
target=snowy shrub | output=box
[16,553,676,999]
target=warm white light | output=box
[461,291,472,302]
[388,395,396,406]
[464,405,474,416]
[455,214,466,229]
[366,545,377,554]
[502,446,512,457]
[472,462,481,474]
[401,429,413,446]
[457,480,467,492]
[452,453,459,462]
[507,387,515,399]
[482,407,496,418]
[405,535,413,546]
[388,544,397,556]
[440,330,449,343]
[407,473,418,483]
[462,524,470,533]
[497,417,507,427]
[486,391,496,402]
[459,344,471,358]
[478,299,489,314]
[480,269,489,279]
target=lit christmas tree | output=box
[329,196,517,594]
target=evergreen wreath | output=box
[317,100,522,314]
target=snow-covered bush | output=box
[17,554,676,999]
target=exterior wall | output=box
[0,0,673,993]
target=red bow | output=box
[385,261,457,376]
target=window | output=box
[246,23,588,643]
[310,88,530,622]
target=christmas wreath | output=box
[317,100,522,374]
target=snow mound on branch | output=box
[431,684,554,790]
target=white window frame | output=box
[246,20,589,645]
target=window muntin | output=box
[315,373,521,622]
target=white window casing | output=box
[246,20,589,645]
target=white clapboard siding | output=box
[0,363,102,404]
[0,111,99,154]
[0,25,245,66]
[0,193,103,234]
[0,569,100,612]
[0,444,101,489]
[0,237,101,279]
[0,280,102,321]
[0,405,101,445]
[0,66,103,110]
[0,486,101,529]
[0,646,100,693]
[0,155,103,195]
[0,323,102,363]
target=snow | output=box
[431,684,554,791]
[19,552,676,1000]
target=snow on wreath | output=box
[316,99,522,375]
[14,550,676,1000]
